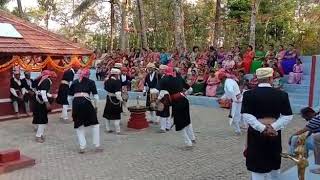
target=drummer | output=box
[103,68,124,134]
[143,63,161,124]
[156,90,171,133]
[120,67,132,113]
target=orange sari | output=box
[242,50,254,74]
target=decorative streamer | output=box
[0,54,95,72]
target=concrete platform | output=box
[0,149,35,174]
[0,101,307,180]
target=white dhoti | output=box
[105,119,121,133]
[251,170,280,180]
[231,101,242,133]
[76,124,100,150]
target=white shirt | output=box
[223,78,241,101]
[149,72,155,82]
[143,72,155,93]
[121,74,127,82]
[242,83,293,133]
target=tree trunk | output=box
[44,0,50,30]
[249,0,260,50]
[152,0,158,48]
[173,0,186,51]
[212,0,221,47]
[110,0,115,52]
[119,0,129,51]
[137,0,148,50]
[16,0,23,17]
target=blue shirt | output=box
[160,53,170,65]
[306,115,320,133]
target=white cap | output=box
[256,67,274,79]
[110,68,121,75]
[114,63,123,68]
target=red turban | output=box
[38,70,57,85]
[121,67,128,72]
[79,68,90,81]
[165,67,176,77]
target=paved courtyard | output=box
[0,101,305,180]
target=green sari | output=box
[250,50,266,74]
[192,80,205,96]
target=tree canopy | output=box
[1,0,320,55]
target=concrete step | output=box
[291,103,309,113]
[289,98,308,105]
[283,84,310,90]
[282,75,310,85]
[284,88,309,94]
[288,93,309,99]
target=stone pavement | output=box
[0,101,305,180]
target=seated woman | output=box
[187,63,197,75]
[288,59,303,84]
[206,70,220,97]
[250,45,266,73]
[276,45,286,74]
[217,47,226,65]
[192,70,206,96]
[242,45,255,74]
[222,54,235,72]
[179,62,188,79]
[233,46,243,69]
[281,44,298,74]
[137,71,146,92]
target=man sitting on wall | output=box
[289,107,320,174]
[10,67,30,118]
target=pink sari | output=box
[288,64,303,84]
[137,73,145,92]
[206,76,220,97]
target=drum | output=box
[155,101,165,112]
[218,99,231,109]
[149,88,159,110]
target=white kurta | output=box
[222,78,242,132]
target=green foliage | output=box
[11,0,320,55]
[227,0,251,20]
[0,0,10,9]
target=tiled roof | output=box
[0,10,92,55]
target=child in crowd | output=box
[206,70,220,97]
[288,59,303,84]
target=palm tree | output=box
[249,0,261,50]
[110,0,115,52]
[16,0,24,17]
[173,0,186,51]
[213,0,221,47]
[119,0,129,50]
[74,0,118,51]
[137,0,148,49]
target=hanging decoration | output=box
[0,54,95,73]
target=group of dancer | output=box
[14,61,320,179]
[10,61,197,153]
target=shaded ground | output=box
[0,101,304,180]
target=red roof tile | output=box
[0,10,92,55]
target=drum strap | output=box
[107,95,120,105]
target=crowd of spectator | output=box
[95,44,303,97]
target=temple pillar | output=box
[0,69,15,119]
